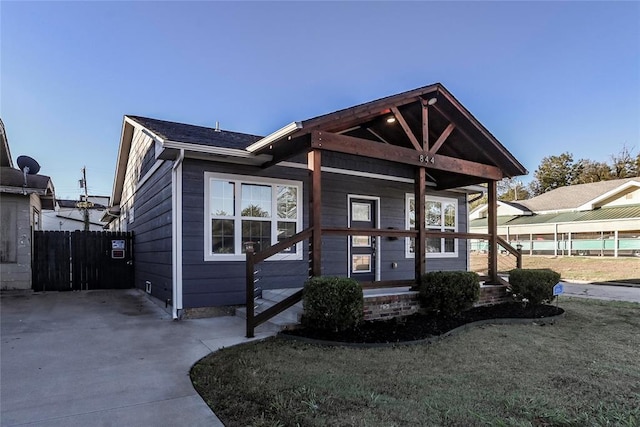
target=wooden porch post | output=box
[415,167,426,281]
[308,149,322,277]
[487,180,498,283]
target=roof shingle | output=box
[127,116,263,150]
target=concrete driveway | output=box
[0,289,276,426]
[561,281,640,303]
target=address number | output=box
[419,154,435,164]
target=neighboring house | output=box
[469,178,640,257]
[42,195,110,231]
[0,119,55,290]
[106,83,527,318]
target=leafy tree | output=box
[531,152,580,195]
[573,159,612,184]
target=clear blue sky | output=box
[2,1,638,199]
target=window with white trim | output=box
[205,173,302,261]
[406,194,458,258]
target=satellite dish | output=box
[16,155,41,189]
[17,155,41,175]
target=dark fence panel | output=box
[33,231,134,291]
[32,231,72,292]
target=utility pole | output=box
[80,167,90,231]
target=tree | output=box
[531,152,579,195]
[573,159,612,184]
[498,178,531,201]
[610,144,638,178]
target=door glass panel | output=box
[352,236,371,247]
[352,255,372,273]
[352,202,371,221]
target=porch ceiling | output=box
[250,83,527,190]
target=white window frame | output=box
[405,193,459,259]
[204,172,303,261]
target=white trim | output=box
[405,193,459,259]
[279,161,415,184]
[125,116,166,143]
[162,140,273,164]
[246,121,303,153]
[204,172,303,261]
[347,194,381,280]
[172,150,184,319]
[576,180,640,211]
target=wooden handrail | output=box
[254,227,314,263]
[246,227,314,337]
[322,227,491,241]
[496,236,523,269]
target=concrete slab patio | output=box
[0,289,277,427]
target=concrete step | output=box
[235,288,303,329]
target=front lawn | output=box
[191,298,640,426]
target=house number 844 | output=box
[419,154,435,164]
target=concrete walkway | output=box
[561,281,640,303]
[0,289,277,427]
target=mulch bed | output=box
[281,303,564,344]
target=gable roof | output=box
[518,178,639,212]
[111,83,527,205]
[1,118,13,168]
[248,83,527,189]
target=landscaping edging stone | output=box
[278,309,565,348]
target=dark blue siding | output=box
[181,159,309,308]
[179,155,469,308]
[130,161,173,303]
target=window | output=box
[205,173,302,260]
[406,194,458,258]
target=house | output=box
[106,83,527,320]
[469,178,640,257]
[0,119,55,290]
[42,195,110,231]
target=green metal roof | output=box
[468,216,518,228]
[476,204,640,227]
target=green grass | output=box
[191,298,640,426]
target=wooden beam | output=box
[487,180,498,284]
[390,106,422,151]
[415,167,426,280]
[421,100,429,151]
[300,85,439,132]
[430,123,455,154]
[308,150,322,277]
[310,131,504,180]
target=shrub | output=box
[509,268,561,306]
[302,276,363,332]
[418,271,480,317]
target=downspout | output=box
[171,149,185,320]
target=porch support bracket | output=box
[390,106,422,151]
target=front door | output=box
[349,198,377,282]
